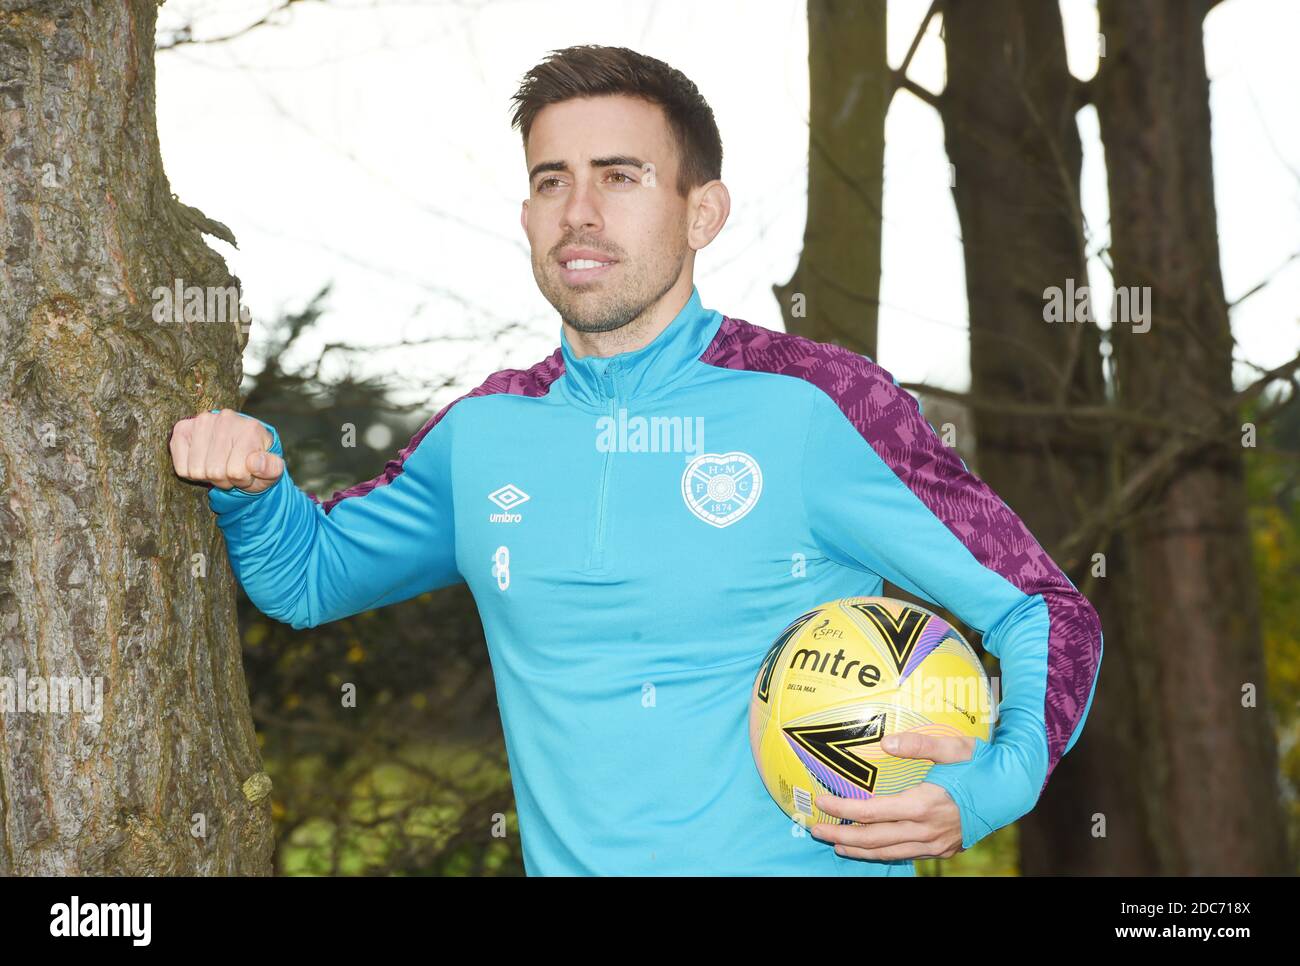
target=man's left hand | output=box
[810,731,975,861]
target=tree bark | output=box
[940,0,1152,875]
[1094,0,1290,873]
[0,0,273,873]
[775,0,887,358]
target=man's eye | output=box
[536,172,635,192]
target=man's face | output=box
[521,95,692,334]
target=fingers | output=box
[813,817,933,850]
[812,804,961,860]
[812,810,956,860]
[813,782,964,860]
[171,409,266,490]
[816,789,920,823]
[171,412,215,482]
[194,411,235,487]
[235,448,285,494]
[883,731,976,764]
[249,448,283,481]
[168,416,195,477]
[225,434,257,490]
[834,839,955,861]
[225,416,270,488]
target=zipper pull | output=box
[605,361,621,401]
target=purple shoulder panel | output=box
[310,348,565,514]
[700,316,1101,791]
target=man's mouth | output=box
[558,258,618,285]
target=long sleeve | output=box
[207,412,463,630]
[800,363,1103,851]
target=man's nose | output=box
[561,177,603,234]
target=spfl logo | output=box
[681,452,763,528]
[488,484,529,523]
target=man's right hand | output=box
[170,409,284,494]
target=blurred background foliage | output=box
[1245,394,1300,862]
[237,288,521,875]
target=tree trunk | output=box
[939,0,1151,875]
[775,0,887,358]
[0,0,273,874]
[1094,0,1290,873]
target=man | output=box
[170,44,1103,876]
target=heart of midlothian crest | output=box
[680,451,764,528]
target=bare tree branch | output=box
[904,349,1299,433]
[1227,249,1300,309]
[1049,349,1300,569]
[889,2,942,110]
[894,73,942,110]
[157,0,322,51]
[892,3,939,86]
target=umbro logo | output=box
[488,484,529,523]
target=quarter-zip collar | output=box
[558,285,723,412]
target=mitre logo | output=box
[488,484,529,523]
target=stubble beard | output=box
[538,247,686,337]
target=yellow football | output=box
[749,596,993,826]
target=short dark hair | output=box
[510,44,723,198]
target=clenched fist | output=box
[170,408,284,494]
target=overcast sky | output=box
[154,0,1300,413]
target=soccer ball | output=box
[749,596,993,826]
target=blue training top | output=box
[208,284,1103,876]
